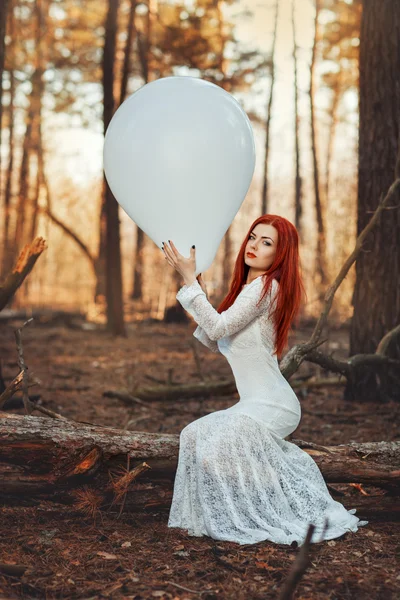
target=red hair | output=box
[216,214,306,359]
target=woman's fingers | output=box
[168,240,180,259]
[163,242,175,262]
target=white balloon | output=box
[103,76,256,275]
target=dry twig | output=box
[278,519,329,600]
[12,318,67,420]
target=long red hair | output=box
[216,214,306,359]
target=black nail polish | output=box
[192,245,195,248]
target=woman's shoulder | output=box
[243,276,279,302]
[255,276,279,291]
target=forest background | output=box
[0,0,399,405]
[0,0,361,312]
[0,3,400,597]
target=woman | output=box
[162,214,368,546]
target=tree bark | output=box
[291,0,302,235]
[309,0,328,289]
[0,413,398,517]
[221,227,233,294]
[324,77,340,210]
[1,1,14,275]
[28,0,45,244]
[261,0,279,215]
[13,104,33,259]
[95,182,107,302]
[0,0,10,168]
[346,0,400,402]
[131,3,153,300]
[119,0,137,105]
[102,0,126,336]
[0,238,47,311]
[131,227,145,299]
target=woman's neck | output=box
[245,270,266,285]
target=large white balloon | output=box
[103,76,256,275]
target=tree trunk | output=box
[28,0,45,244]
[119,0,137,105]
[13,106,33,260]
[95,184,107,302]
[102,0,126,336]
[0,0,10,170]
[0,413,398,517]
[346,0,400,402]
[24,0,46,303]
[221,227,233,293]
[215,4,235,298]
[325,78,340,209]
[261,0,279,215]
[291,0,302,235]
[310,0,328,289]
[1,2,15,275]
[132,227,145,299]
[131,2,154,300]
[114,0,137,304]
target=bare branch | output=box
[376,323,400,356]
[0,369,39,410]
[10,318,68,420]
[14,318,34,414]
[43,208,96,268]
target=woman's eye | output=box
[249,236,270,246]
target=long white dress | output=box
[167,275,368,545]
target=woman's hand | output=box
[196,273,209,299]
[162,240,196,286]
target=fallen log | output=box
[103,376,346,404]
[0,308,86,324]
[0,413,398,518]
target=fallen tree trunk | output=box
[103,376,346,404]
[0,413,398,518]
[0,308,85,324]
[0,238,47,311]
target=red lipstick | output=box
[246,252,256,258]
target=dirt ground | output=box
[0,314,399,599]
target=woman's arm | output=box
[176,277,278,341]
[193,325,220,353]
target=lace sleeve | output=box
[193,325,220,353]
[176,278,278,342]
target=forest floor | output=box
[0,311,399,600]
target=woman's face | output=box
[244,223,278,271]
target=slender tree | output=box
[346,0,400,402]
[102,0,126,336]
[216,0,234,294]
[309,0,328,288]
[28,0,45,244]
[0,0,10,166]
[2,1,14,274]
[261,0,279,215]
[291,0,302,234]
[119,0,137,106]
[320,0,361,206]
[131,0,152,301]
[9,0,46,274]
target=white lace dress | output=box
[167,275,368,545]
